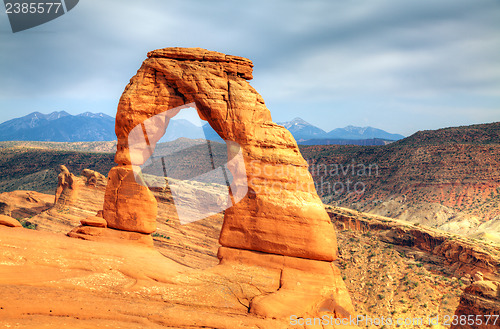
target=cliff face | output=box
[329,206,500,328]
[328,207,500,282]
[451,281,500,329]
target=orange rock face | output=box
[54,165,78,208]
[0,214,22,228]
[109,47,337,261]
[103,166,157,234]
[218,246,355,319]
[452,281,500,329]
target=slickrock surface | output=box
[0,190,53,219]
[0,227,351,329]
[68,225,154,246]
[3,183,499,327]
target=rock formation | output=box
[452,280,500,329]
[103,166,157,233]
[80,216,107,228]
[0,214,22,228]
[54,165,78,208]
[93,47,354,319]
[109,47,337,258]
[328,207,500,281]
[0,201,11,216]
[81,169,106,188]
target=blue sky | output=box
[1,0,499,136]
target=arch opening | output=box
[127,103,248,225]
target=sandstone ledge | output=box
[68,226,153,247]
[0,214,22,228]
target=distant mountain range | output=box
[276,117,405,143]
[0,111,404,144]
[0,111,115,142]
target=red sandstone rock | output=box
[452,280,500,329]
[54,165,78,208]
[81,216,107,228]
[328,208,500,281]
[110,47,337,261]
[218,246,355,319]
[103,166,157,234]
[96,47,353,322]
[67,226,154,247]
[0,215,22,228]
[81,169,106,188]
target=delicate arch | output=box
[106,47,337,262]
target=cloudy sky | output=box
[1,0,499,136]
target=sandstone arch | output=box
[101,47,355,319]
[106,47,337,261]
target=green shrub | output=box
[152,232,170,239]
[18,219,37,230]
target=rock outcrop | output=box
[96,47,352,320]
[0,214,22,228]
[328,207,500,281]
[68,225,154,247]
[103,166,157,234]
[81,169,106,188]
[0,201,11,216]
[54,165,78,208]
[80,216,107,228]
[452,280,500,329]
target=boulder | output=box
[103,165,157,234]
[81,216,107,228]
[0,214,22,228]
